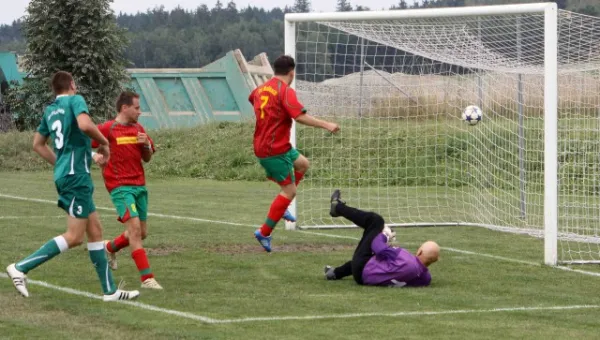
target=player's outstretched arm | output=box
[295,114,340,133]
[32,132,56,165]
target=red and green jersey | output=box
[92,120,155,193]
[249,78,306,158]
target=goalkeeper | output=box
[324,190,439,287]
[250,55,340,252]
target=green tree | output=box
[293,0,311,13]
[577,5,599,16]
[337,0,353,12]
[4,78,51,130]
[17,0,129,124]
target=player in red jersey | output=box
[250,55,340,252]
[92,91,162,289]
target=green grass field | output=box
[1,171,600,339]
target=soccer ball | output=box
[462,105,482,125]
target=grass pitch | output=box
[1,171,600,339]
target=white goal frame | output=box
[284,3,559,266]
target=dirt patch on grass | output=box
[205,243,355,254]
[146,244,185,256]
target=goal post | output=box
[284,3,600,265]
[543,4,558,267]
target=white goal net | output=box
[286,4,600,264]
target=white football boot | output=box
[103,289,140,302]
[6,263,29,297]
[141,278,163,290]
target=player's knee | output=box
[141,229,148,240]
[127,222,142,241]
[86,223,103,241]
[295,156,310,173]
[280,183,297,199]
[370,214,385,229]
[64,232,85,248]
[282,187,296,200]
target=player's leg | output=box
[140,221,148,240]
[281,151,309,223]
[130,187,162,289]
[104,187,134,270]
[6,177,88,297]
[329,190,385,284]
[254,182,296,252]
[254,152,297,252]
[85,211,117,295]
[350,212,385,285]
[292,151,309,188]
[330,190,382,231]
[86,210,140,301]
[324,261,352,280]
[125,217,161,289]
[6,217,80,297]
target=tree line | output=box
[1,0,597,70]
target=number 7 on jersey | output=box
[260,96,269,119]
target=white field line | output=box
[213,305,600,324]
[0,193,255,228]
[0,272,218,323]
[0,216,63,220]
[0,270,597,324]
[3,192,600,277]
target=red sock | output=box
[106,232,129,253]
[294,171,305,187]
[260,195,292,236]
[131,248,154,282]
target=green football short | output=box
[110,186,148,223]
[258,148,300,185]
[55,174,96,219]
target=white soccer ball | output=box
[462,105,482,125]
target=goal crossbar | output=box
[284,3,557,22]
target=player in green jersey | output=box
[5,71,140,301]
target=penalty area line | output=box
[0,215,63,220]
[1,271,598,324]
[0,193,255,228]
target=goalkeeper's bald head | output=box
[416,241,440,267]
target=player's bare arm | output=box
[295,114,340,133]
[77,113,110,160]
[138,132,154,162]
[32,132,56,165]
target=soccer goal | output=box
[284,3,600,265]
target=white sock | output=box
[53,236,69,253]
[87,241,104,251]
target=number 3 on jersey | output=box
[260,96,269,119]
[51,120,64,149]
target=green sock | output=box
[15,236,68,273]
[87,242,116,295]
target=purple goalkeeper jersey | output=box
[362,233,431,287]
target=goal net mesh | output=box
[292,10,600,263]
